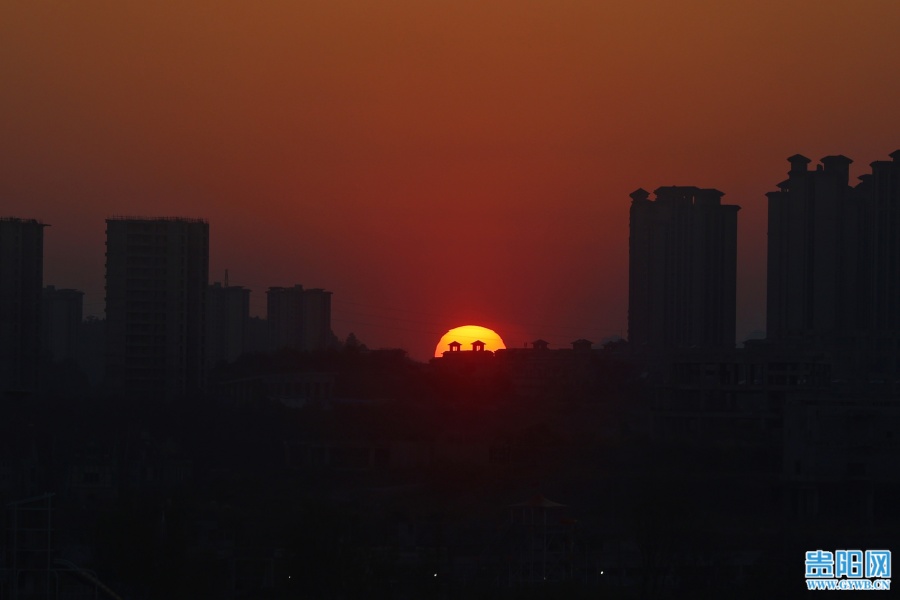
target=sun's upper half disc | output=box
[434,325,506,357]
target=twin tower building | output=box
[630,150,900,378]
[0,216,332,399]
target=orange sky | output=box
[3,1,900,360]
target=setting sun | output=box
[434,325,506,357]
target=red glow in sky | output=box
[2,1,900,360]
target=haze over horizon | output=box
[3,1,899,361]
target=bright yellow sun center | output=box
[434,325,507,357]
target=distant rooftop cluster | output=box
[106,215,208,224]
[0,217,46,225]
[629,186,728,208]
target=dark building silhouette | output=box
[105,217,209,399]
[860,151,900,336]
[0,217,45,395]
[77,316,106,388]
[244,315,269,354]
[766,151,900,379]
[41,285,84,363]
[493,339,598,401]
[628,186,739,353]
[766,154,857,342]
[206,281,251,368]
[266,285,332,352]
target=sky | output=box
[2,0,900,361]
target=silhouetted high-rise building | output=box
[766,155,858,342]
[41,285,84,363]
[267,285,332,352]
[0,218,45,394]
[206,281,250,367]
[855,150,900,337]
[105,217,209,399]
[766,151,900,377]
[244,316,269,354]
[628,186,739,353]
[301,288,333,351]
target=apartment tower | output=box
[628,186,739,353]
[105,217,209,399]
[266,285,332,352]
[206,281,250,368]
[0,218,45,394]
[766,151,900,377]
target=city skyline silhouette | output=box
[4,2,900,361]
[7,149,900,362]
[3,3,900,595]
